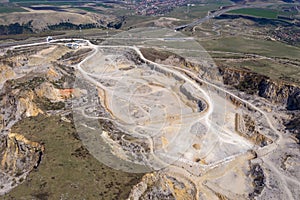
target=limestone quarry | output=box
[0,28,299,199]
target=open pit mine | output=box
[0,28,299,199]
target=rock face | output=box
[284,114,300,143]
[128,172,196,200]
[35,82,74,101]
[35,82,62,101]
[235,114,273,147]
[0,132,44,195]
[219,66,300,110]
[17,91,44,118]
[286,91,300,111]
[0,65,15,85]
[258,79,300,110]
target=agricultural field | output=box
[0,5,28,13]
[200,36,300,59]
[228,8,279,19]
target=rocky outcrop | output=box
[0,65,15,85]
[46,67,61,81]
[249,164,265,199]
[286,91,300,111]
[17,91,44,118]
[59,48,93,65]
[258,79,300,110]
[284,113,300,143]
[35,82,74,101]
[219,66,300,110]
[0,88,19,131]
[219,67,266,94]
[0,132,44,195]
[0,115,3,131]
[235,114,273,147]
[35,82,60,101]
[128,172,196,200]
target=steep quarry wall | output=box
[219,67,300,110]
[0,132,44,195]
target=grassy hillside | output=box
[4,115,143,200]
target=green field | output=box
[200,36,300,59]
[0,6,27,13]
[267,4,299,16]
[216,58,300,85]
[228,8,278,19]
[11,0,95,6]
[96,3,113,9]
[16,2,85,6]
[200,36,300,84]
[76,4,113,13]
[76,7,102,13]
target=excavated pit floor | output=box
[76,46,255,172]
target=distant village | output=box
[127,0,197,16]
